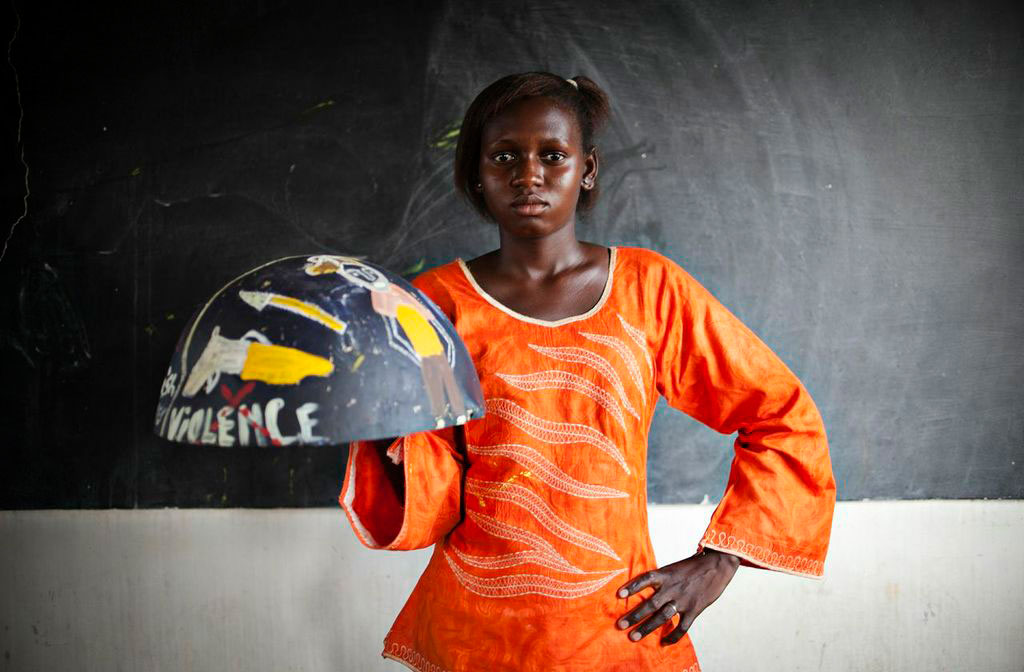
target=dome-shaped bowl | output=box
[153,255,484,446]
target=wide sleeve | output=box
[338,266,466,551]
[339,428,464,551]
[650,256,836,578]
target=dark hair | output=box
[454,72,611,220]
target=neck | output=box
[496,221,587,279]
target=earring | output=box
[475,183,483,191]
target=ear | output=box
[581,148,599,190]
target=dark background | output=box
[2,0,1021,508]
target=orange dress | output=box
[340,247,835,672]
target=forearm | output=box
[700,547,740,569]
[341,430,463,551]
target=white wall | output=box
[1,501,1022,672]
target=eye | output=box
[543,152,567,162]
[492,151,515,163]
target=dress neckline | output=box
[455,247,618,328]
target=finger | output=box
[661,620,687,646]
[628,601,678,642]
[617,571,659,598]
[616,598,659,629]
[679,609,697,634]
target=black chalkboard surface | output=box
[2,0,1021,508]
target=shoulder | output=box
[614,246,701,291]
[412,259,461,289]
[611,247,730,334]
[410,260,463,316]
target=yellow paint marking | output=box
[499,470,533,490]
[239,290,347,335]
[395,304,443,357]
[268,295,347,334]
[240,343,333,385]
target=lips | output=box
[511,194,548,216]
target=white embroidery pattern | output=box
[386,629,699,671]
[579,331,647,405]
[527,343,640,421]
[467,478,622,561]
[701,528,824,578]
[384,642,449,672]
[446,328,651,602]
[486,398,629,474]
[468,442,628,499]
[496,370,627,430]
[467,509,577,572]
[340,442,384,549]
[617,313,653,373]
[444,550,626,599]
[452,545,585,574]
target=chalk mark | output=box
[1,2,28,266]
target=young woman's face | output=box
[477,96,597,238]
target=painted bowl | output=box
[153,255,484,446]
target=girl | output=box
[341,72,835,672]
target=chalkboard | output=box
[2,0,1021,508]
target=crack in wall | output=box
[2,0,28,265]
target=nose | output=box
[511,155,543,188]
